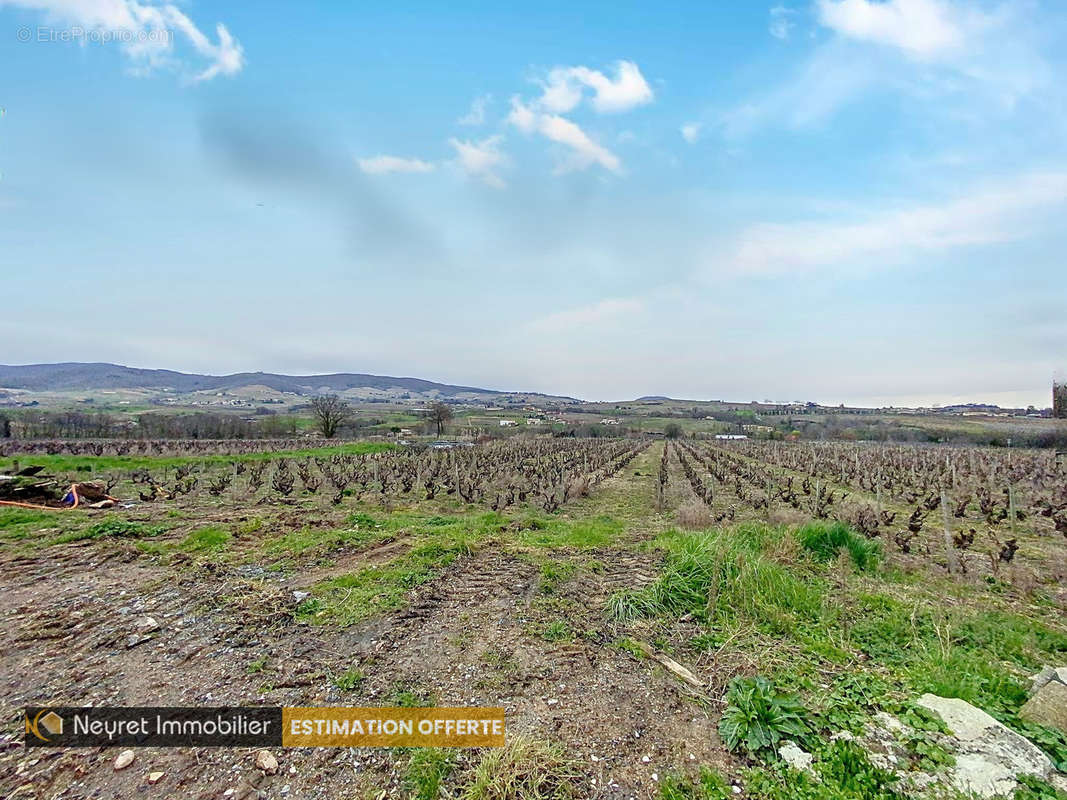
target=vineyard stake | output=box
[941,489,958,575]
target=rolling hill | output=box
[0,363,576,402]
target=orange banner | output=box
[281,707,505,748]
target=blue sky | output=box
[1,0,1065,407]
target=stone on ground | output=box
[917,694,1053,798]
[1029,666,1067,695]
[255,750,279,775]
[1019,680,1067,735]
[113,750,135,770]
[777,741,813,772]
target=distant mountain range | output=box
[0,363,576,403]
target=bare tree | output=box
[1055,375,1067,419]
[310,395,351,439]
[427,402,453,437]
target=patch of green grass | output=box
[293,511,506,625]
[0,442,396,475]
[515,515,623,549]
[247,657,267,674]
[180,525,231,554]
[658,767,732,800]
[796,521,880,571]
[388,684,433,708]
[1014,775,1067,800]
[742,740,904,800]
[405,749,457,800]
[612,637,646,660]
[609,524,824,635]
[0,507,64,541]
[538,620,574,643]
[266,524,380,557]
[332,667,365,692]
[296,540,469,625]
[609,517,1067,772]
[538,560,577,594]
[52,518,166,544]
[238,517,263,534]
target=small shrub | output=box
[719,676,809,758]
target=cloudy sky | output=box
[1,0,1065,407]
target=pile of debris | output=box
[0,464,117,509]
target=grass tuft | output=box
[796,521,880,571]
[461,735,583,800]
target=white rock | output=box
[917,694,1054,798]
[113,750,135,770]
[778,741,814,773]
[873,711,905,732]
[136,616,160,631]
[293,591,310,602]
[147,771,164,784]
[255,750,279,774]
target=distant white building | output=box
[526,418,542,425]
[715,434,748,440]
[600,419,620,425]
[499,420,518,427]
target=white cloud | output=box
[537,114,621,173]
[720,0,1051,138]
[537,60,654,114]
[725,170,1067,275]
[680,122,701,144]
[508,98,620,173]
[507,97,538,133]
[815,0,967,60]
[448,135,507,188]
[357,155,436,175]
[458,94,490,126]
[539,68,585,114]
[528,298,644,334]
[3,0,244,81]
[769,5,795,40]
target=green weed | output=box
[719,676,810,758]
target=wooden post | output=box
[1008,484,1016,537]
[941,489,958,575]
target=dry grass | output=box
[675,501,712,530]
[461,734,585,800]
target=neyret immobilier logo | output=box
[24,706,505,748]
